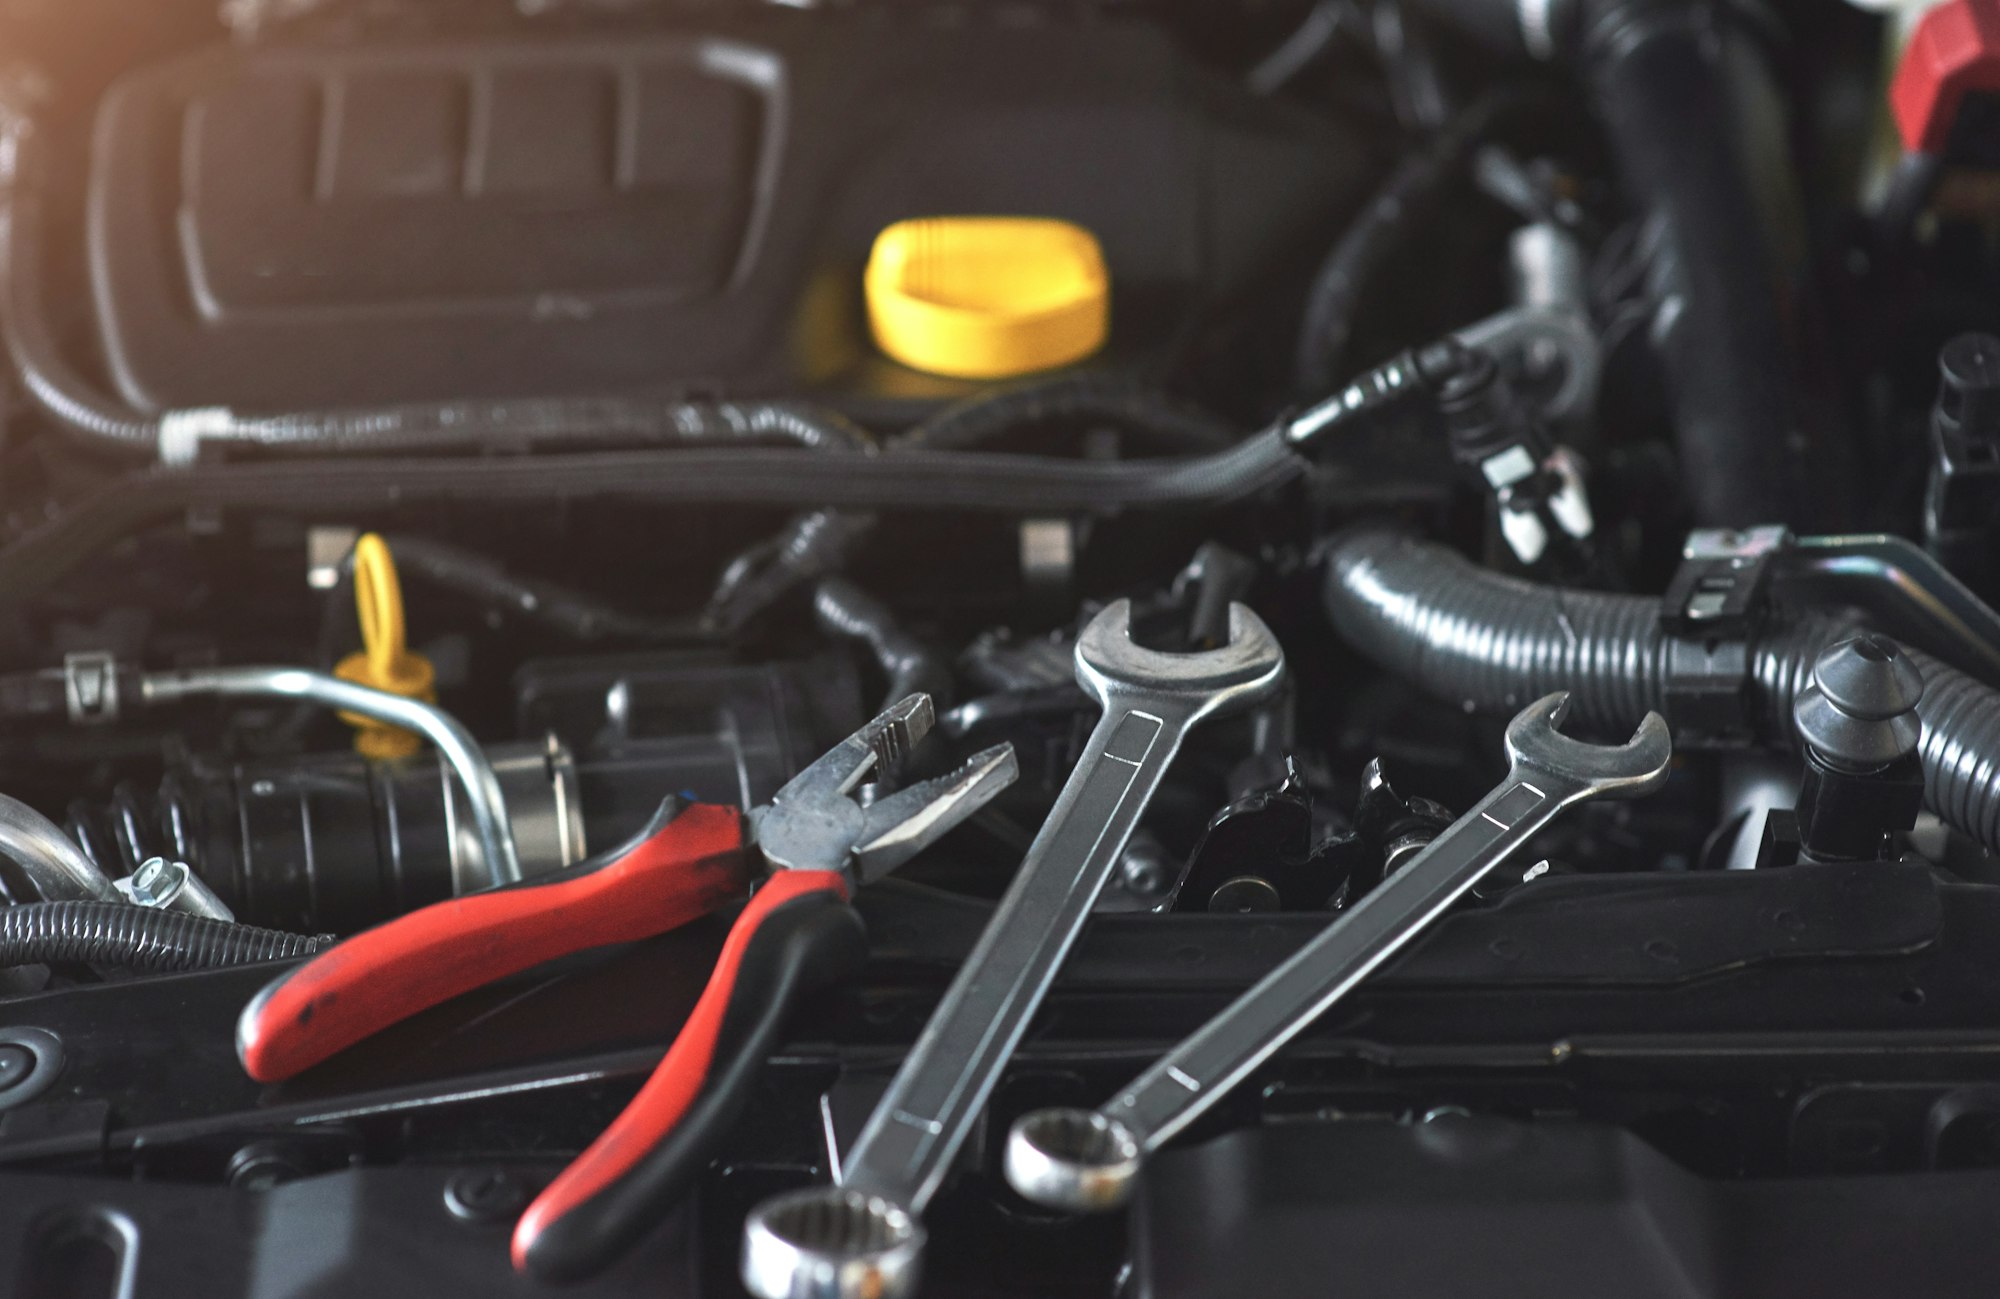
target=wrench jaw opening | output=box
[1504,691,1673,801]
[1075,599,1287,723]
[1004,1108,1143,1213]
[740,1187,924,1299]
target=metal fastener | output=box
[444,1168,530,1224]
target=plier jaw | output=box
[752,694,1020,885]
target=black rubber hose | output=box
[1295,92,1519,395]
[220,397,878,456]
[1404,0,1814,527]
[380,534,696,643]
[1322,529,1832,737]
[0,901,330,971]
[89,432,1296,511]
[1580,1,1811,526]
[1321,530,2000,852]
[0,433,1307,610]
[814,578,955,710]
[904,374,1238,454]
[0,201,160,449]
[703,376,1241,632]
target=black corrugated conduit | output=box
[1322,530,2000,852]
[0,420,1316,611]
[0,901,329,971]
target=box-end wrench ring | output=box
[740,599,1286,1299]
[1004,691,1671,1213]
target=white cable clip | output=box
[158,407,236,468]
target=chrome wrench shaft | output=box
[741,599,1286,1299]
[1005,691,1672,1213]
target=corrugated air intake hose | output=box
[1322,530,2000,852]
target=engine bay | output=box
[1,0,2000,1295]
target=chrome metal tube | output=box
[0,793,118,902]
[139,667,521,885]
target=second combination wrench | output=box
[1003,691,1671,1212]
[740,598,1286,1299]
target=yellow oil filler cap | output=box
[334,533,437,760]
[865,217,1109,378]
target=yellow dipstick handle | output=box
[334,534,437,759]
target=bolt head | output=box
[1117,841,1171,897]
[444,1168,529,1223]
[1208,876,1281,913]
[1941,332,2000,402]
[226,1141,312,1190]
[125,857,189,908]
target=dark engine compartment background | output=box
[0,0,1992,1296]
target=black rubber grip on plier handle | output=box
[518,888,868,1283]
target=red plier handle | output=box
[237,802,754,1082]
[236,802,868,1282]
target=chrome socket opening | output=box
[739,1187,924,1299]
[1004,1108,1142,1213]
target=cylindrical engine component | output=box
[71,739,584,934]
[1507,223,1587,314]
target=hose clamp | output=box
[1660,526,1790,637]
[1659,526,1790,745]
[158,407,235,467]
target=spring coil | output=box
[66,778,200,881]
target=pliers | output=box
[233,694,1016,1282]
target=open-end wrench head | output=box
[741,1188,924,1299]
[1504,691,1672,799]
[1075,600,1286,724]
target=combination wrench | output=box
[1002,691,1671,1213]
[740,598,1286,1299]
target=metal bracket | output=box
[62,652,120,726]
[1657,527,1791,746]
[1660,526,1791,637]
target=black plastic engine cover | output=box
[1134,1117,2000,1299]
[82,17,1371,413]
